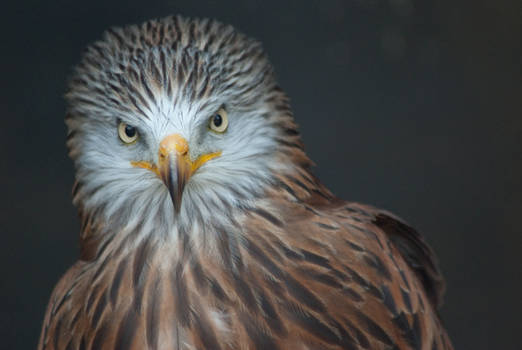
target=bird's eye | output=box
[209,108,228,133]
[118,122,139,144]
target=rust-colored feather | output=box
[39,171,453,349]
[39,15,453,350]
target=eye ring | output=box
[209,108,228,133]
[118,122,139,144]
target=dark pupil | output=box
[125,125,136,137]
[213,114,223,127]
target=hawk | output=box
[39,16,453,350]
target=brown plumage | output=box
[39,16,453,350]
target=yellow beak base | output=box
[131,134,221,212]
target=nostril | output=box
[174,142,189,155]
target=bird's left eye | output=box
[209,108,228,133]
[118,122,139,144]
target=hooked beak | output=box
[157,134,191,213]
[132,133,221,213]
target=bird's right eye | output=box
[118,122,139,144]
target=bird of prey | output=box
[39,15,453,350]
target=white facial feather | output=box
[70,85,287,244]
[66,16,301,244]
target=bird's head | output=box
[65,16,307,233]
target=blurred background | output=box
[0,0,520,348]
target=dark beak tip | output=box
[167,186,182,213]
[159,152,191,214]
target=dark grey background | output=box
[1,0,520,349]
